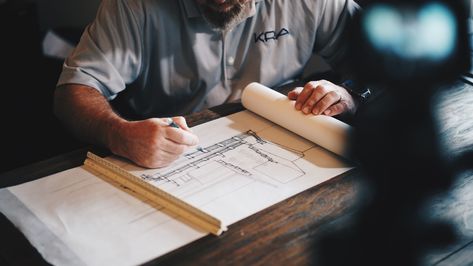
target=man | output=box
[54,0,360,168]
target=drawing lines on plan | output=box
[140,130,313,198]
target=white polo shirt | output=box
[57,0,359,119]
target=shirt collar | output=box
[181,0,263,18]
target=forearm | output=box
[54,84,199,168]
[53,84,126,149]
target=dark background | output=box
[0,0,101,173]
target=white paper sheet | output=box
[241,82,351,157]
[0,85,353,266]
[1,168,204,266]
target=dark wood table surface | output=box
[0,80,472,266]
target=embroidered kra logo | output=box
[254,28,289,43]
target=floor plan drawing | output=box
[139,130,310,199]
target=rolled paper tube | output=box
[241,82,352,158]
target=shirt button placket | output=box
[227,56,235,66]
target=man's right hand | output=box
[109,117,199,168]
[54,84,199,169]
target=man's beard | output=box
[199,1,247,31]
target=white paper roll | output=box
[241,82,351,158]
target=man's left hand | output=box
[287,80,357,116]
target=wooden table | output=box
[0,81,472,266]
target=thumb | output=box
[172,116,191,131]
[288,86,303,100]
[287,90,299,100]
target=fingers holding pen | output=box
[164,125,199,147]
[154,118,199,159]
[144,124,198,168]
[170,116,191,131]
[111,117,200,168]
[156,117,199,146]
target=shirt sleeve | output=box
[56,0,143,100]
[313,0,360,79]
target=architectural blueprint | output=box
[141,130,306,194]
[112,110,352,225]
[0,106,352,266]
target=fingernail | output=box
[303,107,309,114]
[324,110,331,115]
[296,103,301,110]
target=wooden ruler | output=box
[83,152,227,236]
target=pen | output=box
[166,118,206,153]
[167,119,181,129]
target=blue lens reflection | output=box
[363,2,457,61]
